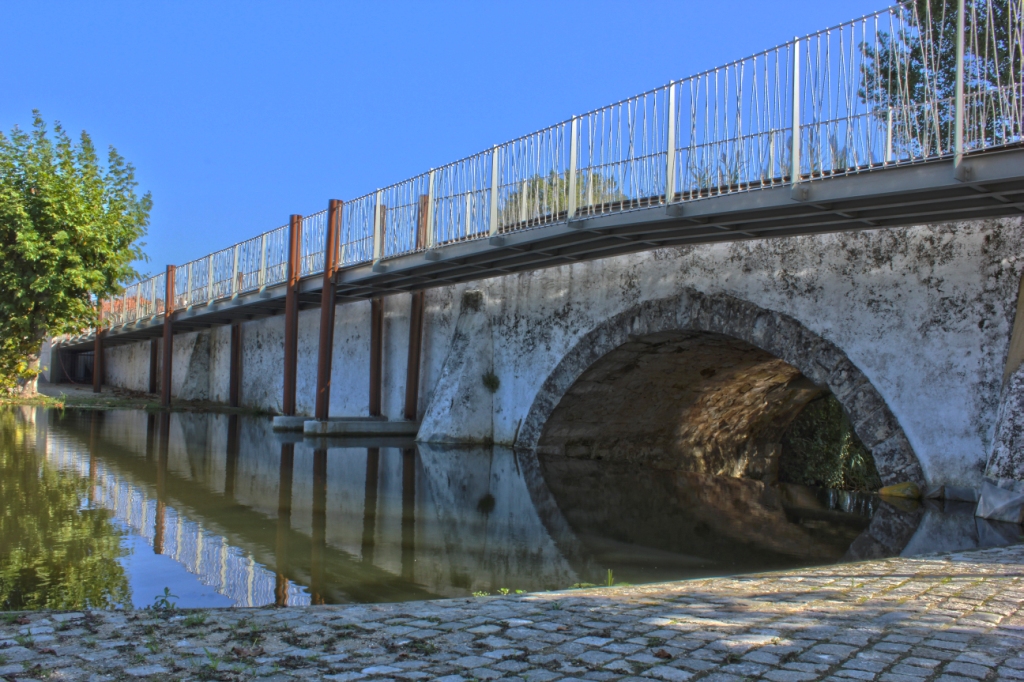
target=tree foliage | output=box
[0,409,131,610]
[0,112,151,392]
[860,0,1021,153]
[500,170,626,227]
[779,395,882,492]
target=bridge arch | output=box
[517,289,924,487]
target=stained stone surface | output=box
[1,545,1022,682]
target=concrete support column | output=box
[315,200,342,420]
[282,214,302,416]
[369,297,384,417]
[404,291,425,420]
[229,322,243,408]
[161,265,176,408]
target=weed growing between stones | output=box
[482,371,500,393]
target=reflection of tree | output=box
[500,170,626,226]
[0,411,130,610]
[860,0,1021,153]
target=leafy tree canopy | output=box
[0,112,151,393]
[860,0,1021,152]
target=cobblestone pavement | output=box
[2,545,1023,682]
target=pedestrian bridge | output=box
[49,2,1024,495]
[60,1,1023,350]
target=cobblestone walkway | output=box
[2,546,1023,682]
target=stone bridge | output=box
[45,215,1024,491]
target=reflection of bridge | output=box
[59,2,1022,358]
[48,411,439,605]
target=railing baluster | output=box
[568,117,579,219]
[426,170,436,249]
[489,146,499,237]
[259,233,267,290]
[791,38,802,186]
[665,83,676,204]
[373,190,382,263]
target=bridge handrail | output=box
[94,0,1021,330]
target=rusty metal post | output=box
[401,448,416,581]
[92,328,104,393]
[403,291,425,420]
[225,414,239,501]
[417,195,429,250]
[148,338,158,394]
[275,443,295,606]
[161,265,176,408]
[369,297,384,417]
[310,447,328,604]
[155,411,170,555]
[282,214,302,416]
[315,200,343,420]
[361,447,380,564]
[229,321,243,408]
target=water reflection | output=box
[0,406,1020,611]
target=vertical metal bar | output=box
[404,290,425,421]
[369,297,384,417]
[489,146,500,236]
[885,109,894,164]
[207,255,214,303]
[464,191,473,238]
[567,117,579,219]
[315,199,342,420]
[259,233,268,289]
[161,265,175,408]
[519,179,528,225]
[791,38,802,185]
[954,0,966,172]
[665,83,677,204]
[231,244,240,297]
[373,190,384,263]
[187,262,194,308]
[425,170,436,248]
[282,215,302,416]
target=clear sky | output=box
[1,0,887,274]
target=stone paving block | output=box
[644,666,694,681]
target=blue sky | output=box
[1,0,886,274]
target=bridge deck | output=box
[58,147,1024,352]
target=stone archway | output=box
[517,289,923,487]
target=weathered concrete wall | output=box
[104,339,154,393]
[98,217,1024,489]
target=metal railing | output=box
[99,0,1023,329]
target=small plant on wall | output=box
[482,371,500,393]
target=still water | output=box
[1,406,1021,611]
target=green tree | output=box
[0,112,151,395]
[0,409,131,610]
[500,170,626,228]
[778,395,882,492]
[860,0,1021,156]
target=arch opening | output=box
[520,292,925,580]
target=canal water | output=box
[1,406,1021,611]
